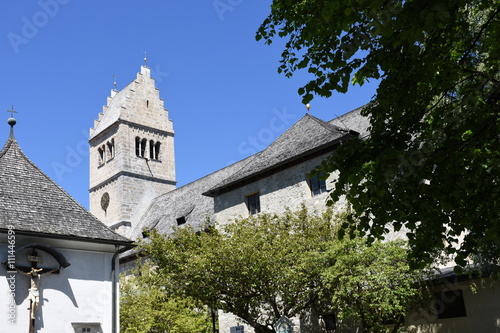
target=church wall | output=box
[212,153,344,225]
[0,242,116,333]
[90,174,175,232]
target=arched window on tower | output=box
[98,147,105,166]
[107,139,114,161]
[135,137,141,157]
[149,140,155,160]
[154,141,161,160]
[140,138,147,157]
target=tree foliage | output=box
[140,208,337,333]
[137,208,431,333]
[319,238,431,333]
[257,0,500,269]
[120,260,212,333]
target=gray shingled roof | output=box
[127,108,368,247]
[328,105,371,138]
[0,137,132,245]
[127,157,250,242]
[204,113,356,197]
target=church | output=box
[88,64,500,333]
[1,63,497,333]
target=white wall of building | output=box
[0,242,116,333]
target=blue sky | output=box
[0,1,377,209]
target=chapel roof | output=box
[0,132,132,245]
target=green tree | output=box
[139,208,337,333]
[257,0,500,269]
[318,238,432,333]
[138,208,432,333]
[120,260,212,333]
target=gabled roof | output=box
[0,137,131,245]
[203,113,357,197]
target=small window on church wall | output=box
[177,216,186,225]
[135,137,141,156]
[146,100,149,108]
[246,192,261,215]
[140,138,147,157]
[309,172,327,196]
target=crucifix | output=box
[16,250,59,333]
[6,105,18,117]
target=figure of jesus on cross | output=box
[17,264,58,333]
[4,244,70,333]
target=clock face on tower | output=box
[101,192,110,212]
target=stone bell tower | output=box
[89,64,176,235]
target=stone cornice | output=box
[89,170,177,192]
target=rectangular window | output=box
[309,173,327,196]
[434,289,467,319]
[71,322,101,333]
[246,193,260,215]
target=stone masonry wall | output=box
[213,153,345,224]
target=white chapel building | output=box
[0,116,133,332]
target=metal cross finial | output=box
[144,51,148,67]
[6,105,18,117]
[113,74,117,90]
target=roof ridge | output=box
[305,113,349,134]
[200,116,312,197]
[0,137,15,159]
[204,114,351,196]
